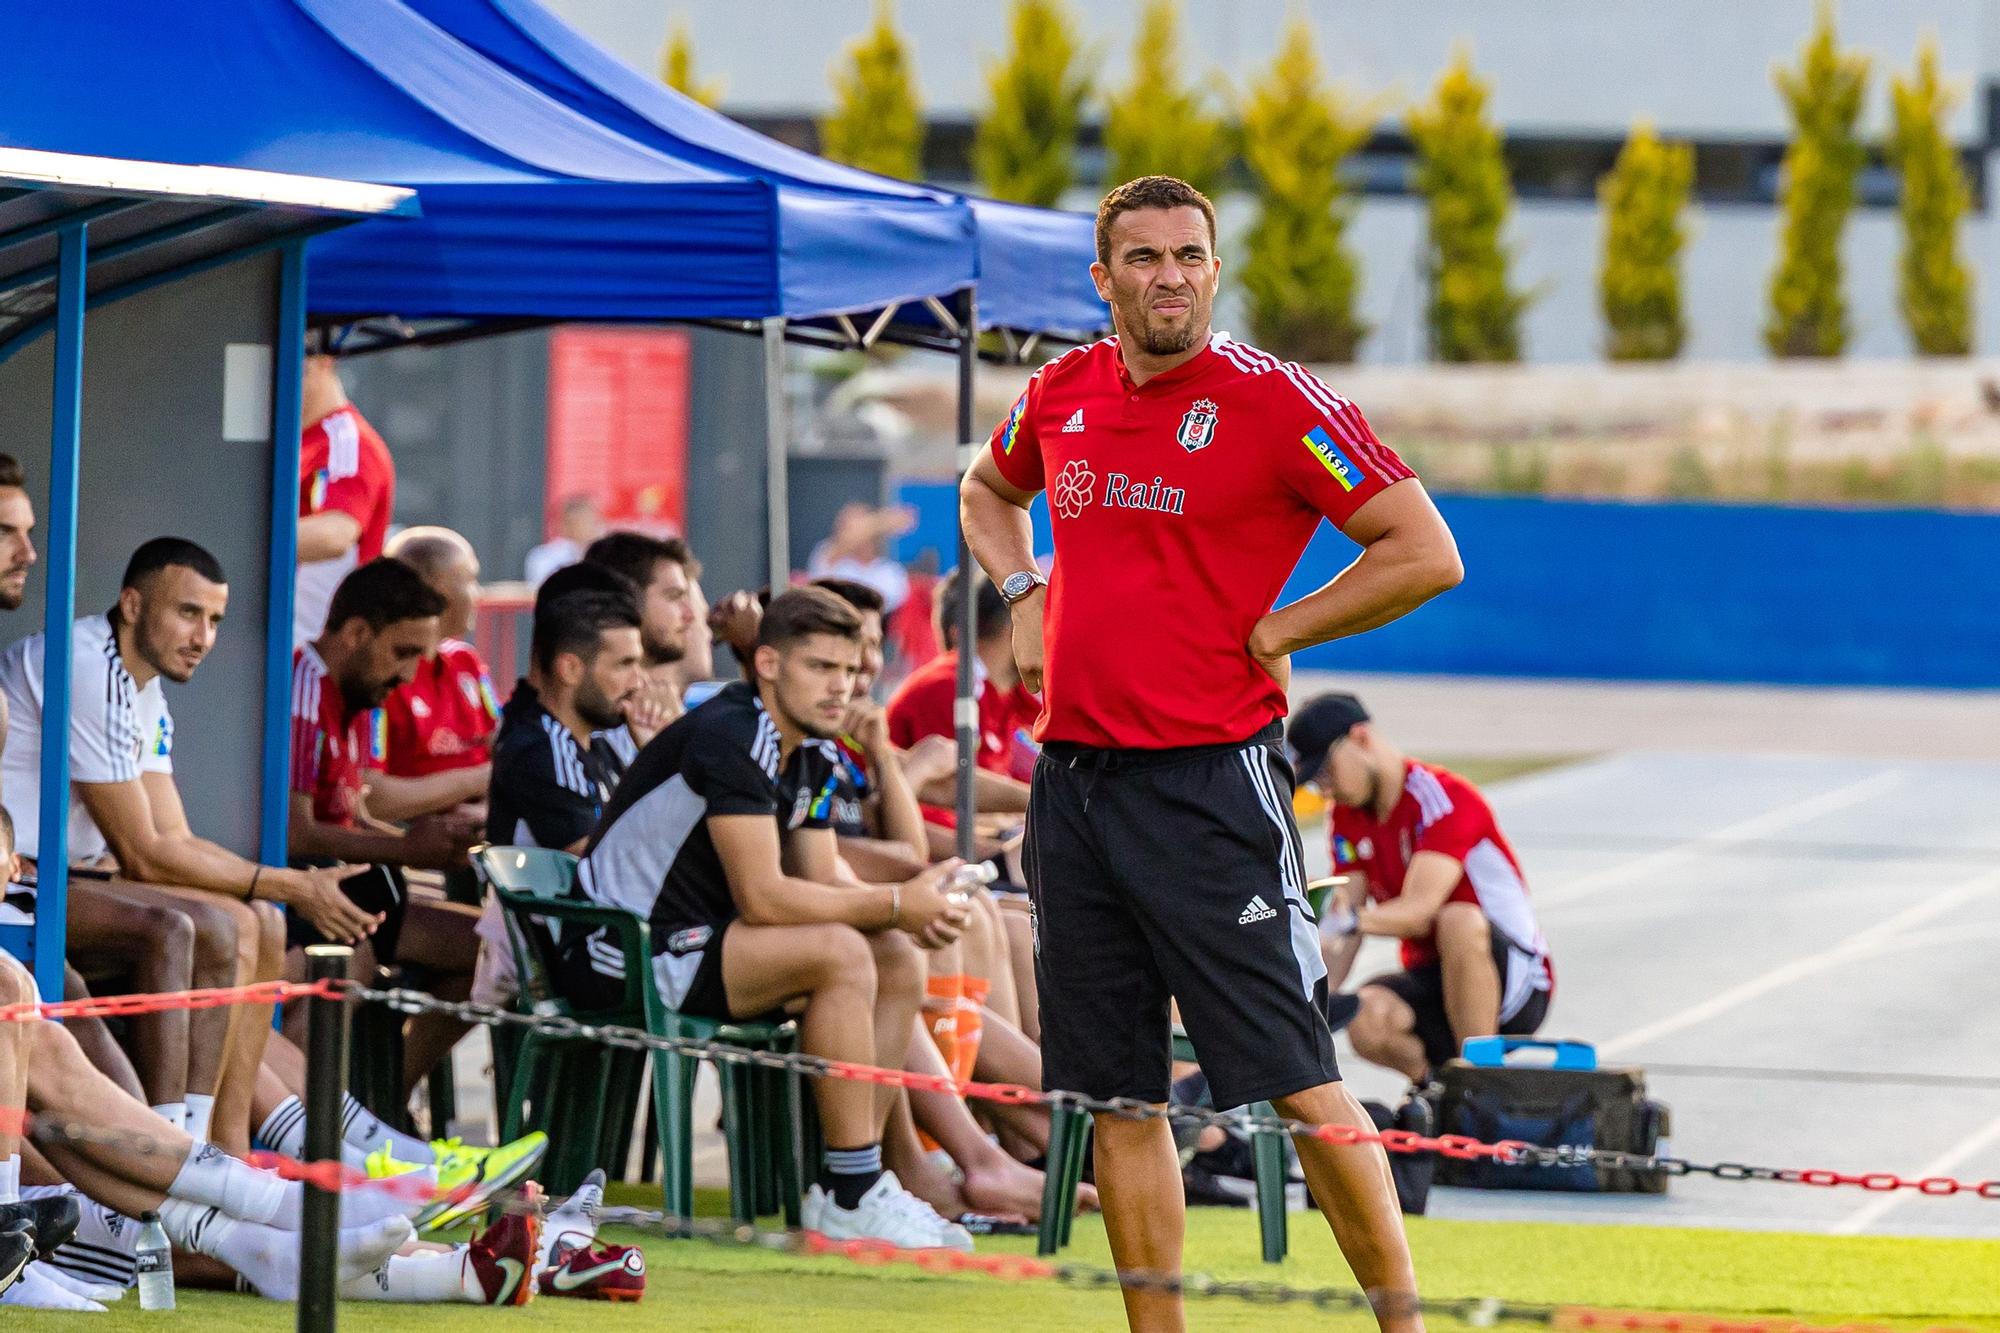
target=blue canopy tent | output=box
[342,0,1109,846]
[0,147,413,998]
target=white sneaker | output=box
[802,1171,974,1253]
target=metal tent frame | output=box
[0,147,414,998]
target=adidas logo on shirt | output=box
[1238,895,1277,925]
[1061,408,1085,433]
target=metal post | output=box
[952,289,980,862]
[260,242,306,866]
[762,317,790,588]
[32,222,86,1002]
[298,945,352,1333]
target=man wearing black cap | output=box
[1288,695,1554,1084]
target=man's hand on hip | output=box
[1010,588,1046,694]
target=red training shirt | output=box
[989,334,1412,749]
[295,405,395,646]
[368,639,501,779]
[886,649,1039,827]
[1331,760,1554,998]
[290,645,369,828]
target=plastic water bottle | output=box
[135,1211,174,1311]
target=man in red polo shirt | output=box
[886,564,1037,829]
[295,353,394,649]
[366,527,499,821]
[289,559,479,966]
[961,176,1462,1333]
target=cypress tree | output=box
[659,22,721,107]
[1101,0,1231,193]
[1887,35,1974,356]
[1407,47,1532,362]
[1238,17,1370,361]
[1765,5,1868,358]
[1598,121,1695,361]
[822,1,925,181]
[973,0,1093,206]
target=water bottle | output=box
[135,1211,174,1311]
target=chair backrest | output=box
[470,844,578,900]
[468,844,579,1014]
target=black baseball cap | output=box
[1285,693,1370,782]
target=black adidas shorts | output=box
[1025,723,1340,1111]
[1365,929,1551,1070]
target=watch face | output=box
[1002,572,1035,601]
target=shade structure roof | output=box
[0,0,978,326]
[394,0,1109,342]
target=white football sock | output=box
[25,1262,122,1302]
[151,1102,188,1133]
[340,1246,476,1303]
[0,1154,19,1204]
[341,1095,435,1165]
[254,1096,370,1170]
[159,1199,411,1301]
[168,1143,288,1226]
[184,1094,216,1146]
[0,1262,107,1311]
[538,1177,604,1272]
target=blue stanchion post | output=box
[32,222,87,1002]
[953,288,979,862]
[260,242,306,866]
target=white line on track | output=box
[1535,769,1908,909]
[1829,1109,2000,1236]
[1595,867,2000,1059]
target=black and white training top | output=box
[484,679,628,852]
[576,680,839,954]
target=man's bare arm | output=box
[1358,852,1462,940]
[362,765,490,822]
[296,511,362,563]
[914,766,1030,815]
[960,445,1048,692]
[1250,481,1462,665]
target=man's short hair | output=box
[0,455,22,491]
[532,589,642,674]
[325,557,447,634]
[809,576,885,616]
[122,537,225,590]
[584,531,701,589]
[758,586,861,650]
[1095,175,1218,265]
[935,565,1008,649]
[0,803,14,858]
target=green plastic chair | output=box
[469,845,805,1226]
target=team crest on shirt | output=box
[1177,398,1218,452]
[1051,459,1097,519]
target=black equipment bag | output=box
[1427,1038,1671,1193]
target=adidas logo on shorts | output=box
[1237,895,1277,925]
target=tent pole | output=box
[953,289,979,862]
[763,317,789,587]
[260,242,306,866]
[33,222,87,1001]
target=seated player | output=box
[366,526,497,822]
[1290,694,1555,1081]
[582,531,698,752]
[0,538,370,1150]
[564,587,975,1249]
[473,588,645,1011]
[287,560,485,1097]
[885,566,1041,1040]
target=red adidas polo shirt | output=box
[989,333,1412,749]
[369,639,501,779]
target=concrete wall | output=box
[0,256,281,856]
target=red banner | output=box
[545,326,690,536]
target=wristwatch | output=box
[999,570,1046,605]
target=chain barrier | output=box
[344,981,2000,1202]
[0,977,339,1025]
